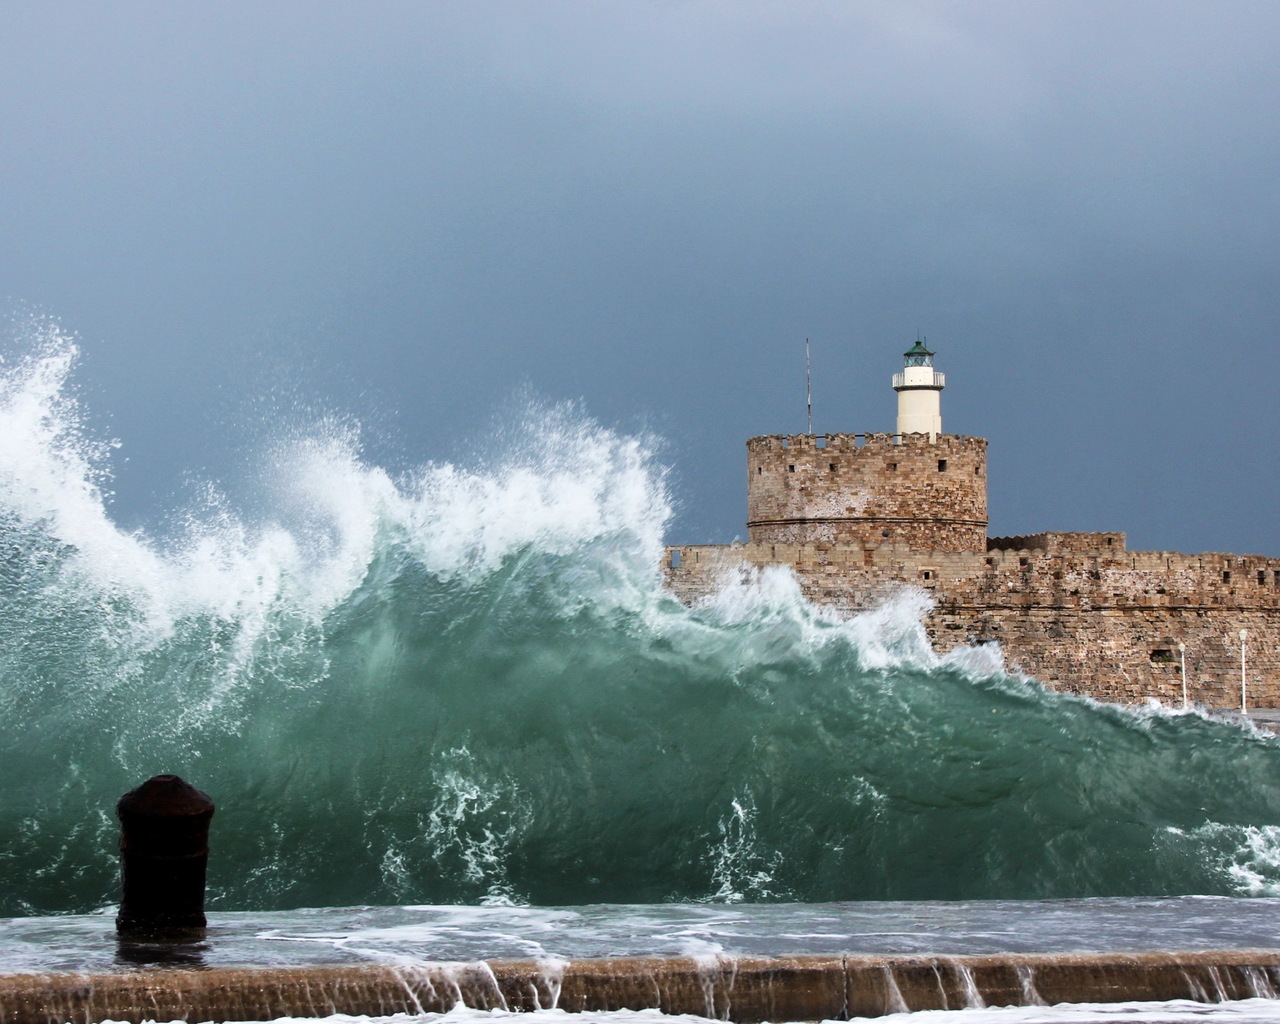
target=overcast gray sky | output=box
[2,1,1277,554]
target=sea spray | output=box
[2,325,1280,915]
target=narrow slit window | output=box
[938,459,948,472]
[1223,570,1231,583]
[669,550,681,568]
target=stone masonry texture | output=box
[747,433,987,552]
[666,433,1279,707]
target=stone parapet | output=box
[663,541,1280,707]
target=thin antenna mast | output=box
[805,338,812,434]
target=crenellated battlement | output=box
[746,432,987,454]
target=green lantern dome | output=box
[903,339,934,367]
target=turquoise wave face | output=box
[2,328,1280,916]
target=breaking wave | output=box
[3,322,1280,916]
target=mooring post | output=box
[116,774,215,938]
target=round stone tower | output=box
[745,342,988,552]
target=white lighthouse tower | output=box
[893,339,945,440]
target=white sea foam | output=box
[1163,824,1280,897]
[0,326,668,613]
[420,748,533,906]
[701,793,783,904]
[5,322,1041,718]
[0,323,970,710]
[687,564,939,669]
[88,998,1280,1024]
[851,999,1280,1024]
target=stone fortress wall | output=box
[664,432,1280,708]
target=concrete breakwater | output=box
[3,950,1280,1024]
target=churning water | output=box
[6,899,1280,974]
[144,1007,1280,1024]
[3,323,1280,917]
[105,1006,1280,1024]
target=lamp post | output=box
[1178,642,1187,708]
[1240,629,1248,714]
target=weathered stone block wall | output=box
[662,542,1280,708]
[937,547,1280,706]
[746,433,988,552]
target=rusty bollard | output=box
[116,774,215,938]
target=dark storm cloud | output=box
[0,1,1277,553]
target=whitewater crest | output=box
[2,320,1280,915]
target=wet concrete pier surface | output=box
[6,902,1280,1023]
[3,950,1280,1024]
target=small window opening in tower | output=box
[780,437,790,449]
[757,466,762,474]
[1106,537,1113,545]
[887,462,897,471]
[829,463,837,472]
[1150,649,1174,664]
[922,570,933,580]
[669,550,681,568]
[937,459,948,472]
[975,466,981,476]
[1223,570,1231,583]
[788,464,796,473]
[1019,557,1030,568]
[1259,570,1267,585]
